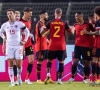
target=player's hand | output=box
[82,28,88,34]
[3,38,6,43]
[22,32,25,35]
[2,46,5,54]
[30,33,33,38]
[46,39,50,44]
[95,30,100,35]
[20,41,26,45]
[70,26,75,34]
[2,38,6,54]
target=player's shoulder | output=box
[15,20,24,25]
[95,19,100,27]
[20,18,31,22]
[48,19,65,23]
[84,22,90,25]
[37,20,43,25]
[59,19,67,23]
[74,22,90,26]
[15,21,25,28]
[1,21,9,27]
[73,23,78,26]
[51,19,65,22]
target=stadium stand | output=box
[0,2,100,44]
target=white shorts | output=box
[6,45,23,60]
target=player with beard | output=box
[35,10,50,84]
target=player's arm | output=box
[40,26,48,35]
[65,22,74,36]
[41,20,51,35]
[69,26,75,35]
[20,22,30,45]
[2,36,6,54]
[46,38,50,44]
[82,30,99,35]
[21,26,30,44]
[0,24,6,40]
[82,26,99,35]
[82,22,100,35]
[42,30,50,37]
[89,23,95,32]
[0,24,6,54]
[82,29,99,35]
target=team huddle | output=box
[0,6,100,87]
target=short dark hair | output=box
[55,8,62,14]
[94,6,100,16]
[23,7,32,12]
[7,9,15,13]
[39,10,47,15]
[76,12,83,15]
[88,14,94,19]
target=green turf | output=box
[0,82,99,90]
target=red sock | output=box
[92,74,97,82]
[14,76,17,81]
[26,72,30,80]
[97,74,100,80]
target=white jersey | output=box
[0,20,29,46]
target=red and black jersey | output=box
[94,19,100,48]
[20,18,32,48]
[35,21,47,52]
[74,22,95,47]
[89,23,95,48]
[46,19,70,51]
[89,35,95,48]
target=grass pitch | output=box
[0,82,99,90]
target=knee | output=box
[8,59,13,67]
[73,59,79,66]
[84,61,90,67]
[28,55,34,64]
[37,61,42,64]
[29,59,33,64]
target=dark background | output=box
[0,0,99,2]
[0,0,99,44]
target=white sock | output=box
[8,67,14,83]
[17,68,22,77]
[58,79,61,82]
[47,73,50,77]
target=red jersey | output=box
[89,35,95,48]
[74,22,94,47]
[35,21,47,52]
[94,19,100,48]
[20,18,32,48]
[46,19,69,51]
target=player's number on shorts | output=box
[10,30,15,35]
[53,26,60,37]
[30,47,33,51]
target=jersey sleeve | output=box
[19,22,26,29]
[65,21,70,30]
[0,23,6,39]
[88,23,95,32]
[95,20,100,30]
[38,22,42,32]
[46,20,51,30]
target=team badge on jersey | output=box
[15,25,18,28]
